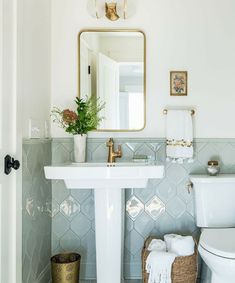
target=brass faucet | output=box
[106,138,122,163]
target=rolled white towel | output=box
[165,235,195,256]
[147,239,167,252]
[146,251,176,283]
[164,234,180,252]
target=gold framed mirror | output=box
[78,29,146,132]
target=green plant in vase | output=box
[52,96,105,162]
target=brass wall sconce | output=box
[87,0,137,21]
[105,2,119,21]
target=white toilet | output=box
[190,174,235,283]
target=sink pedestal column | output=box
[94,188,124,283]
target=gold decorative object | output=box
[105,2,119,21]
[51,253,81,283]
[170,71,188,96]
[78,29,146,132]
[86,0,136,20]
[106,138,122,163]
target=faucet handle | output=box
[117,145,122,157]
[106,138,114,147]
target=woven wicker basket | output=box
[142,236,198,283]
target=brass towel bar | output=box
[163,109,195,115]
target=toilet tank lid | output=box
[200,228,235,259]
[190,174,235,183]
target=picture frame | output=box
[170,71,187,96]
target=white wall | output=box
[19,0,51,138]
[51,0,235,138]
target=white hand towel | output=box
[166,110,194,163]
[164,234,180,252]
[148,239,167,252]
[146,251,176,283]
[164,234,195,256]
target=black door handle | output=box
[4,155,20,175]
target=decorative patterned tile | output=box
[49,138,235,280]
[71,214,91,238]
[125,229,144,256]
[71,189,92,203]
[126,196,144,220]
[50,199,60,217]
[134,187,155,203]
[126,216,134,232]
[156,179,176,203]
[155,213,176,236]
[166,196,186,218]
[23,140,52,283]
[145,196,165,220]
[60,196,80,219]
[134,212,155,238]
[60,230,81,251]
[166,164,187,185]
[81,196,95,220]
[53,213,70,237]
[52,180,70,204]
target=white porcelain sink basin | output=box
[44,162,164,189]
[44,162,164,283]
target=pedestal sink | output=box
[44,162,164,283]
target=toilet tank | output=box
[190,174,235,228]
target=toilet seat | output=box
[200,228,235,259]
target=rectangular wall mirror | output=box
[78,29,146,131]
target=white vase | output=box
[73,134,87,163]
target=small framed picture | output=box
[170,71,187,96]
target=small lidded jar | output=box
[207,160,220,176]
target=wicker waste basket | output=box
[51,252,81,283]
[142,236,197,283]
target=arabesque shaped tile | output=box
[134,187,155,203]
[177,179,193,204]
[197,144,218,166]
[81,230,96,262]
[71,189,91,203]
[126,142,142,152]
[134,144,154,158]
[53,214,70,237]
[71,214,91,238]
[81,196,95,220]
[60,229,81,251]
[125,229,144,256]
[60,196,80,219]
[50,199,59,217]
[187,200,195,217]
[174,212,197,234]
[91,143,107,162]
[167,196,186,218]
[126,196,144,220]
[126,216,134,232]
[145,196,165,220]
[52,233,60,252]
[221,144,235,167]
[52,180,70,204]
[156,179,176,203]
[134,212,154,238]
[52,144,71,164]
[155,213,176,236]
[166,164,186,185]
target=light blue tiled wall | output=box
[22,139,52,283]
[51,138,235,280]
